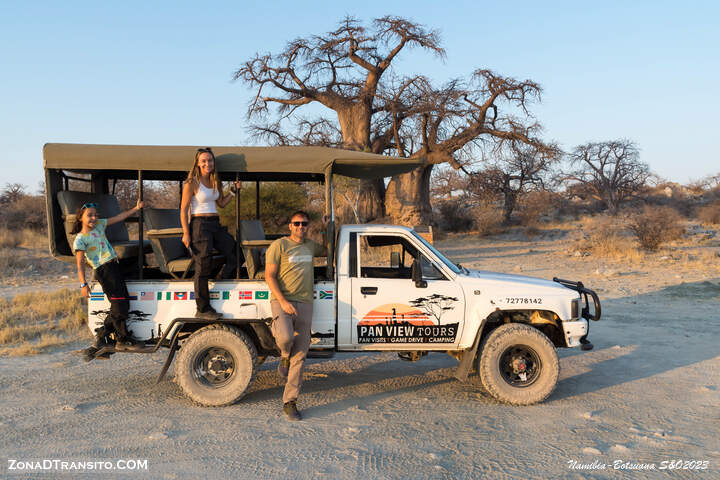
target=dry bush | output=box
[0,195,47,231]
[696,201,720,225]
[628,206,685,251]
[434,198,474,232]
[518,191,556,227]
[0,229,23,248]
[0,289,87,355]
[572,215,641,261]
[473,206,504,236]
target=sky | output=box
[2,0,719,190]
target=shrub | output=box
[434,198,474,232]
[517,191,556,227]
[628,206,684,251]
[473,206,504,236]
[0,195,47,231]
[696,201,720,225]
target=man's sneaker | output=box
[278,356,290,378]
[195,309,223,320]
[283,401,301,421]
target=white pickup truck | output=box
[44,143,599,407]
[88,223,600,407]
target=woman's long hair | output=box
[187,147,223,194]
[70,205,87,234]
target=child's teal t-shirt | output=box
[72,219,118,269]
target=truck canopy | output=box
[43,143,422,181]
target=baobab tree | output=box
[564,140,650,214]
[467,141,560,224]
[235,16,553,224]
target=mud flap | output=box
[454,328,483,382]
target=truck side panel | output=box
[88,280,336,346]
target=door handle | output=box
[360,286,378,295]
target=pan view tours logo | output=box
[357,294,459,343]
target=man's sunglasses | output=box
[81,202,98,210]
[290,221,309,227]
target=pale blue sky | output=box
[2,0,718,189]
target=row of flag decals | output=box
[92,290,334,301]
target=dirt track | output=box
[2,233,719,478]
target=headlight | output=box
[571,298,580,319]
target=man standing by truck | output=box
[265,211,327,421]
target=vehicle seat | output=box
[143,208,225,279]
[240,220,269,280]
[56,191,150,260]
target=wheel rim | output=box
[192,347,236,387]
[499,344,542,387]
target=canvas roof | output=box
[43,143,423,179]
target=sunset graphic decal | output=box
[357,303,459,344]
[359,304,434,326]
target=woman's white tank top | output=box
[190,181,219,215]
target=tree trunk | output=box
[385,164,434,226]
[356,178,386,222]
[502,189,517,225]
[337,102,386,221]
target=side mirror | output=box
[411,258,427,288]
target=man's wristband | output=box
[80,282,88,288]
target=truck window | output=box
[359,235,445,280]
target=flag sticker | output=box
[319,290,333,300]
[190,292,195,300]
[254,291,269,300]
[209,291,220,300]
[222,291,230,300]
[157,292,172,300]
[174,292,188,300]
[239,291,252,300]
[140,291,153,301]
[90,292,104,301]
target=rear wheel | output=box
[175,324,257,406]
[477,323,559,405]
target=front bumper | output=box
[561,319,589,347]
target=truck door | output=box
[349,233,464,349]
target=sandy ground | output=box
[1,227,719,479]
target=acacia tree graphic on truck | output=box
[408,294,458,325]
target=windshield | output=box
[410,230,462,275]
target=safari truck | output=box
[44,143,601,406]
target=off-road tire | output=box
[175,324,257,406]
[477,323,559,405]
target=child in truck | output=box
[71,199,143,360]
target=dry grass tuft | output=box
[0,248,28,273]
[0,227,46,249]
[0,289,88,356]
[572,215,643,262]
[0,229,23,248]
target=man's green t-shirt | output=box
[265,237,323,303]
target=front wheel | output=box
[175,324,257,406]
[477,323,559,405]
